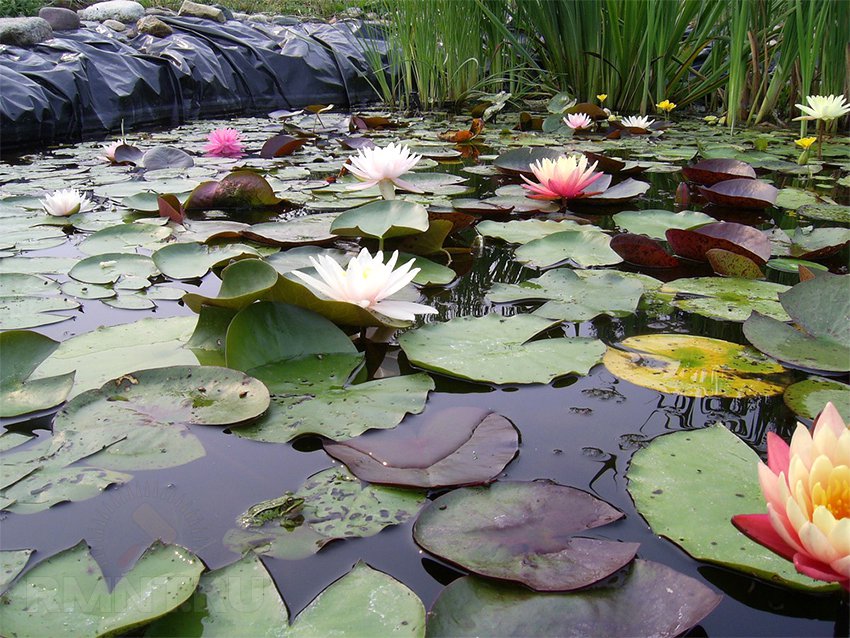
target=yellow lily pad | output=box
[603,334,790,398]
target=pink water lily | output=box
[521,155,608,201]
[204,128,245,158]
[564,113,592,130]
[732,402,850,590]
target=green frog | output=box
[238,492,305,531]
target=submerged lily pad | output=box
[514,230,621,269]
[414,481,639,591]
[628,425,835,590]
[661,277,790,322]
[427,560,722,638]
[399,313,606,384]
[783,377,850,422]
[0,541,203,637]
[0,331,75,417]
[330,200,429,240]
[325,407,519,488]
[603,334,789,397]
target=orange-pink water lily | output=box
[732,402,850,590]
[520,154,610,202]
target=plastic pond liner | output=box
[0,111,848,637]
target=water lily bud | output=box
[675,182,690,208]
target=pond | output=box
[0,110,848,637]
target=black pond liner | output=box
[0,17,384,153]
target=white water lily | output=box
[346,142,423,199]
[291,249,438,322]
[621,115,655,130]
[41,188,93,217]
[794,94,850,122]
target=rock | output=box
[38,7,80,31]
[102,19,126,31]
[136,15,172,37]
[145,7,175,16]
[78,0,145,23]
[232,12,250,21]
[212,4,233,21]
[273,15,299,26]
[177,0,225,22]
[0,17,53,46]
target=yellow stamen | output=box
[812,467,850,520]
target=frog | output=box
[238,492,305,531]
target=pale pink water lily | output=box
[521,155,608,201]
[102,139,131,163]
[204,128,245,158]
[291,249,437,322]
[564,113,592,130]
[621,115,655,130]
[732,402,850,590]
[794,94,850,122]
[345,142,422,199]
[41,188,93,217]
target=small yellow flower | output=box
[596,94,607,103]
[656,99,677,113]
[795,137,817,150]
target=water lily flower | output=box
[41,188,93,217]
[290,249,437,322]
[795,137,817,150]
[564,113,593,130]
[102,139,130,163]
[204,128,245,158]
[621,115,656,130]
[521,154,608,201]
[794,94,850,122]
[596,94,607,103]
[732,402,850,590]
[346,142,423,200]
[656,99,676,113]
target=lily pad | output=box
[789,226,850,260]
[0,550,32,592]
[0,294,79,330]
[414,481,639,591]
[0,331,75,417]
[766,258,829,274]
[183,258,280,313]
[661,277,790,322]
[226,302,433,442]
[427,560,722,638]
[399,313,606,384]
[581,178,650,205]
[667,222,770,264]
[260,134,309,158]
[610,233,680,268]
[494,147,563,176]
[476,219,583,245]
[330,200,429,240]
[603,334,789,397]
[185,170,281,210]
[797,203,850,224]
[152,242,260,279]
[628,425,835,590]
[69,253,157,285]
[78,223,172,256]
[514,230,622,269]
[698,178,778,209]
[612,209,714,240]
[141,145,194,170]
[324,407,518,488]
[0,541,203,637]
[783,377,850,422]
[705,248,764,279]
[241,213,339,247]
[682,158,756,185]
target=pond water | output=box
[0,112,848,636]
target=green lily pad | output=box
[488,269,647,322]
[264,246,350,274]
[400,252,456,286]
[628,425,835,591]
[30,316,198,399]
[775,187,821,210]
[224,467,425,560]
[789,226,850,259]
[0,256,78,276]
[241,213,340,247]
[0,541,203,637]
[0,550,32,592]
[183,258,280,313]
[152,241,260,279]
[69,253,157,286]
[476,219,584,245]
[514,230,622,269]
[0,331,75,417]
[612,209,715,240]
[603,334,790,397]
[766,258,829,274]
[53,365,269,470]
[78,223,172,256]
[226,303,433,442]
[0,294,79,330]
[399,314,606,384]
[0,273,59,296]
[60,281,115,300]
[331,200,429,240]
[661,277,790,322]
[427,560,722,637]
[783,377,850,422]
[797,203,850,223]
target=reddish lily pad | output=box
[324,407,518,489]
[682,159,756,185]
[610,233,680,268]
[157,194,185,224]
[706,248,764,279]
[667,222,770,264]
[427,560,722,638]
[698,178,778,209]
[184,170,281,211]
[413,481,639,591]
[260,135,309,158]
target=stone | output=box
[102,19,126,31]
[38,7,80,31]
[212,4,233,21]
[78,0,145,23]
[273,15,299,26]
[177,1,225,22]
[136,15,172,37]
[0,17,53,46]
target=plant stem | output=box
[379,180,396,201]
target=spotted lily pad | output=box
[427,560,722,637]
[628,425,835,590]
[225,302,433,442]
[399,314,606,384]
[185,170,281,210]
[224,467,426,560]
[797,203,850,224]
[705,248,764,279]
[0,541,203,637]
[325,407,518,488]
[612,209,714,239]
[661,277,790,322]
[330,200,429,240]
[514,230,621,269]
[783,377,850,422]
[414,481,639,591]
[603,334,789,397]
[0,331,75,417]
